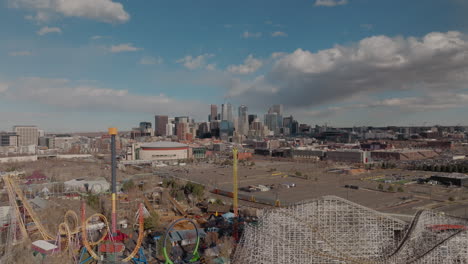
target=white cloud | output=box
[206,64,217,71]
[37,26,61,35]
[228,31,468,111]
[176,54,215,70]
[242,31,262,39]
[314,0,348,7]
[9,51,32,56]
[9,0,130,23]
[110,43,142,53]
[305,92,468,118]
[0,83,8,93]
[228,75,278,97]
[0,77,206,117]
[227,55,263,75]
[139,56,163,65]
[271,52,287,59]
[91,35,107,40]
[272,31,288,37]
[25,11,51,22]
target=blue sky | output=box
[1,0,468,132]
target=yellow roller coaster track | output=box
[80,203,144,262]
[3,175,85,255]
[3,175,54,240]
[3,176,28,241]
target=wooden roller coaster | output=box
[2,174,146,263]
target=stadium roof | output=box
[141,142,188,148]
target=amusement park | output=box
[0,128,245,264]
[2,128,468,264]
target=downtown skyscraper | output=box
[209,104,218,122]
[221,103,233,123]
[238,105,248,136]
[154,115,168,136]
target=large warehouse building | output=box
[137,142,189,162]
[429,173,468,187]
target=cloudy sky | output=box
[1,0,468,132]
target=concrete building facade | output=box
[13,126,39,146]
[326,150,372,164]
[0,132,18,147]
[138,142,189,161]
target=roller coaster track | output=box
[80,202,109,260]
[407,229,466,263]
[274,208,372,264]
[386,210,468,263]
[3,175,55,240]
[80,202,145,262]
[163,190,186,216]
[3,176,28,241]
[3,175,86,259]
[386,210,423,259]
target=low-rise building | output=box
[326,150,372,164]
[371,149,438,161]
[429,173,468,187]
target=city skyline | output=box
[1,0,468,131]
[1,100,468,134]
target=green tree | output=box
[378,184,384,191]
[397,187,404,192]
[173,190,185,201]
[387,186,394,192]
[86,194,100,211]
[144,211,160,230]
[295,171,302,177]
[163,179,180,189]
[448,196,455,202]
[184,182,205,199]
[442,165,449,172]
[122,179,135,192]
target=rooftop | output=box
[432,173,468,179]
[141,141,188,148]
